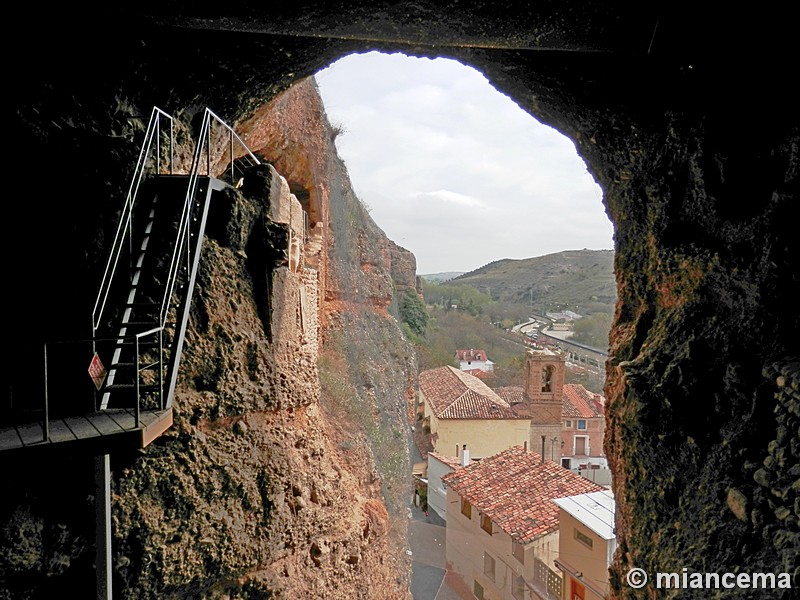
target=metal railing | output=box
[160,108,260,328]
[41,327,164,441]
[133,326,164,427]
[92,107,174,340]
[83,106,257,425]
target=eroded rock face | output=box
[110,150,412,597]
[3,82,415,599]
[4,3,798,598]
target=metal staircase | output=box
[91,107,261,425]
[0,106,260,454]
[0,106,261,600]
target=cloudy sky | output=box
[315,51,613,275]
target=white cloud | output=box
[316,51,612,274]
[414,189,488,208]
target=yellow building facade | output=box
[553,490,616,600]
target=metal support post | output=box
[95,454,112,600]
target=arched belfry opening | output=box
[541,366,553,392]
[4,4,797,599]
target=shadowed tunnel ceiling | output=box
[9,2,799,598]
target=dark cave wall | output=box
[462,48,799,596]
[5,3,799,598]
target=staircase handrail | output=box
[42,327,165,441]
[92,107,174,335]
[159,108,259,327]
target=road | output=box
[408,429,462,600]
[409,504,462,600]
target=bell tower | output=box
[524,349,564,463]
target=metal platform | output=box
[0,407,173,456]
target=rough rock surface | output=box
[109,83,418,598]
[2,81,416,599]
[4,4,799,599]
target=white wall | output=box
[427,455,455,521]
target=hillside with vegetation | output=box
[447,249,616,316]
[407,249,615,394]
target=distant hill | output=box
[451,249,616,314]
[419,272,465,283]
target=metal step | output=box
[103,384,161,391]
[115,341,162,348]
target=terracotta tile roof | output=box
[441,446,604,542]
[463,368,494,381]
[420,366,523,420]
[494,386,525,405]
[456,349,488,362]
[562,384,605,419]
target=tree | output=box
[570,313,612,349]
[399,288,429,337]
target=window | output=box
[577,419,587,430]
[480,513,493,534]
[461,498,472,519]
[484,552,496,580]
[512,540,525,564]
[561,458,572,469]
[473,580,484,599]
[575,528,594,549]
[512,573,525,600]
[565,420,572,428]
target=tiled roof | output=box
[486,384,606,420]
[456,349,488,362]
[441,446,604,542]
[420,366,523,420]
[494,386,525,405]
[562,384,605,419]
[463,368,494,380]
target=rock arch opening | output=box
[314,51,612,276]
[3,4,797,599]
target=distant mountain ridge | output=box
[451,249,616,313]
[419,271,465,283]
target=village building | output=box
[441,446,604,600]
[456,348,495,373]
[418,366,530,460]
[426,450,468,522]
[419,350,607,467]
[545,311,582,322]
[553,490,616,600]
[560,385,606,470]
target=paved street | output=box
[408,423,462,599]
[408,504,462,600]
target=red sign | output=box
[88,353,107,391]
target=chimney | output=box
[461,444,470,467]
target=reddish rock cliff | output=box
[110,80,418,598]
[0,80,417,599]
